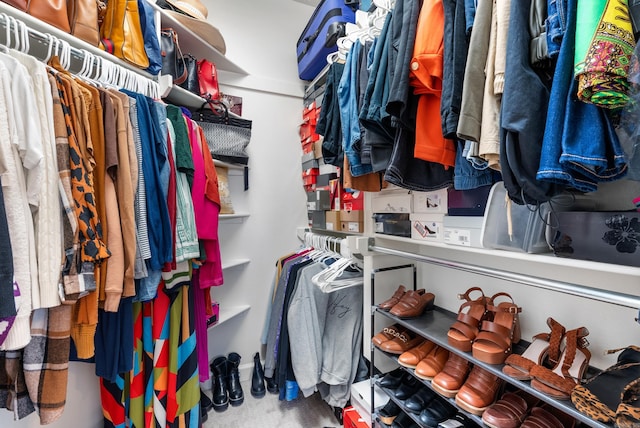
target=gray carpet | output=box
[203,380,341,428]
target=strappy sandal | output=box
[530,326,591,400]
[502,317,565,380]
[471,292,522,365]
[447,287,489,352]
[570,345,640,425]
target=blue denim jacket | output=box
[546,0,567,59]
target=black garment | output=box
[441,0,470,139]
[358,40,374,167]
[0,182,15,319]
[316,63,345,168]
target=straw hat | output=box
[160,0,226,54]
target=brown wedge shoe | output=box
[431,352,471,398]
[415,346,450,380]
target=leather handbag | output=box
[160,28,187,85]
[4,0,72,33]
[67,0,102,46]
[192,101,252,165]
[179,54,201,95]
[99,0,149,69]
[197,58,220,101]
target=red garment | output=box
[410,0,456,168]
[163,132,178,272]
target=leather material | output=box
[431,352,471,397]
[379,329,425,355]
[405,388,438,414]
[198,58,220,101]
[379,284,406,311]
[455,365,503,415]
[378,399,401,424]
[520,406,565,428]
[67,0,101,46]
[179,54,201,95]
[372,323,403,347]
[379,367,405,389]
[391,411,420,428]
[394,374,421,400]
[265,376,278,394]
[398,339,436,368]
[3,0,27,11]
[415,346,450,380]
[250,352,266,398]
[160,28,187,84]
[28,0,71,32]
[210,356,229,412]
[418,396,457,426]
[389,289,435,318]
[100,0,149,68]
[481,391,537,428]
[227,352,244,406]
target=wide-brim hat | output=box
[160,0,227,55]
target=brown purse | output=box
[2,0,71,33]
[99,0,149,68]
[67,0,103,46]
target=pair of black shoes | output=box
[210,352,244,412]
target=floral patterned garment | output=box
[574,0,636,108]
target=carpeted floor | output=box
[203,380,341,428]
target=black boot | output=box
[210,356,229,412]
[200,387,213,414]
[227,352,244,406]
[250,352,266,398]
[265,376,278,394]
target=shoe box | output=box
[206,301,219,327]
[341,210,364,233]
[410,213,444,242]
[412,189,448,214]
[443,216,484,248]
[343,406,369,428]
[349,380,389,428]
[373,213,411,237]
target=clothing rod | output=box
[368,243,640,310]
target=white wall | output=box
[0,0,314,426]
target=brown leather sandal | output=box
[447,287,489,352]
[472,292,522,365]
[502,317,565,380]
[530,326,591,400]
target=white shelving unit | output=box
[208,304,251,330]
[222,258,251,270]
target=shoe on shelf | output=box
[431,352,471,398]
[373,323,405,347]
[441,412,477,427]
[378,367,405,389]
[571,345,640,425]
[503,317,565,380]
[391,411,420,428]
[394,374,422,400]
[481,390,540,428]
[529,326,591,400]
[414,345,449,380]
[520,405,576,428]
[389,289,435,319]
[379,329,425,355]
[447,287,490,352]
[418,396,457,427]
[378,399,402,425]
[471,292,522,365]
[250,352,266,398]
[404,388,438,414]
[454,365,503,416]
[398,339,437,369]
[379,285,407,311]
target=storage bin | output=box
[373,213,411,237]
[412,188,448,214]
[444,216,484,248]
[410,213,444,242]
[371,187,412,213]
[350,380,389,427]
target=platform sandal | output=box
[447,287,489,352]
[471,292,522,365]
[570,345,640,425]
[502,317,565,380]
[530,326,590,400]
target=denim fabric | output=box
[464,0,476,34]
[546,0,567,59]
[501,0,561,204]
[359,40,374,166]
[463,140,489,169]
[360,14,395,172]
[538,0,627,194]
[631,0,640,38]
[139,0,162,74]
[455,141,498,190]
[442,0,469,139]
[338,42,372,176]
[316,62,345,168]
[387,0,422,129]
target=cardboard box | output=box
[552,211,640,267]
[411,213,445,242]
[340,210,364,233]
[325,211,340,231]
[309,210,326,229]
[371,188,412,213]
[413,189,448,214]
[313,140,323,159]
[349,380,389,427]
[373,213,411,237]
[444,216,484,248]
[307,190,331,211]
[206,301,219,327]
[343,406,368,428]
[342,190,364,211]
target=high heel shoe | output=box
[530,326,591,400]
[447,287,489,352]
[502,317,565,380]
[471,292,522,365]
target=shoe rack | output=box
[367,263,614,428]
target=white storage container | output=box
[350,379,389,427]
[444,216,484,248]
[412,189,448,214]
[371,187,412,213]
[410,213,445,242]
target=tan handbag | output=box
[99,0,149,68]
[2,0,71,32]
[67,0,102,46]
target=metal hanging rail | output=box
[368,241,640,310]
